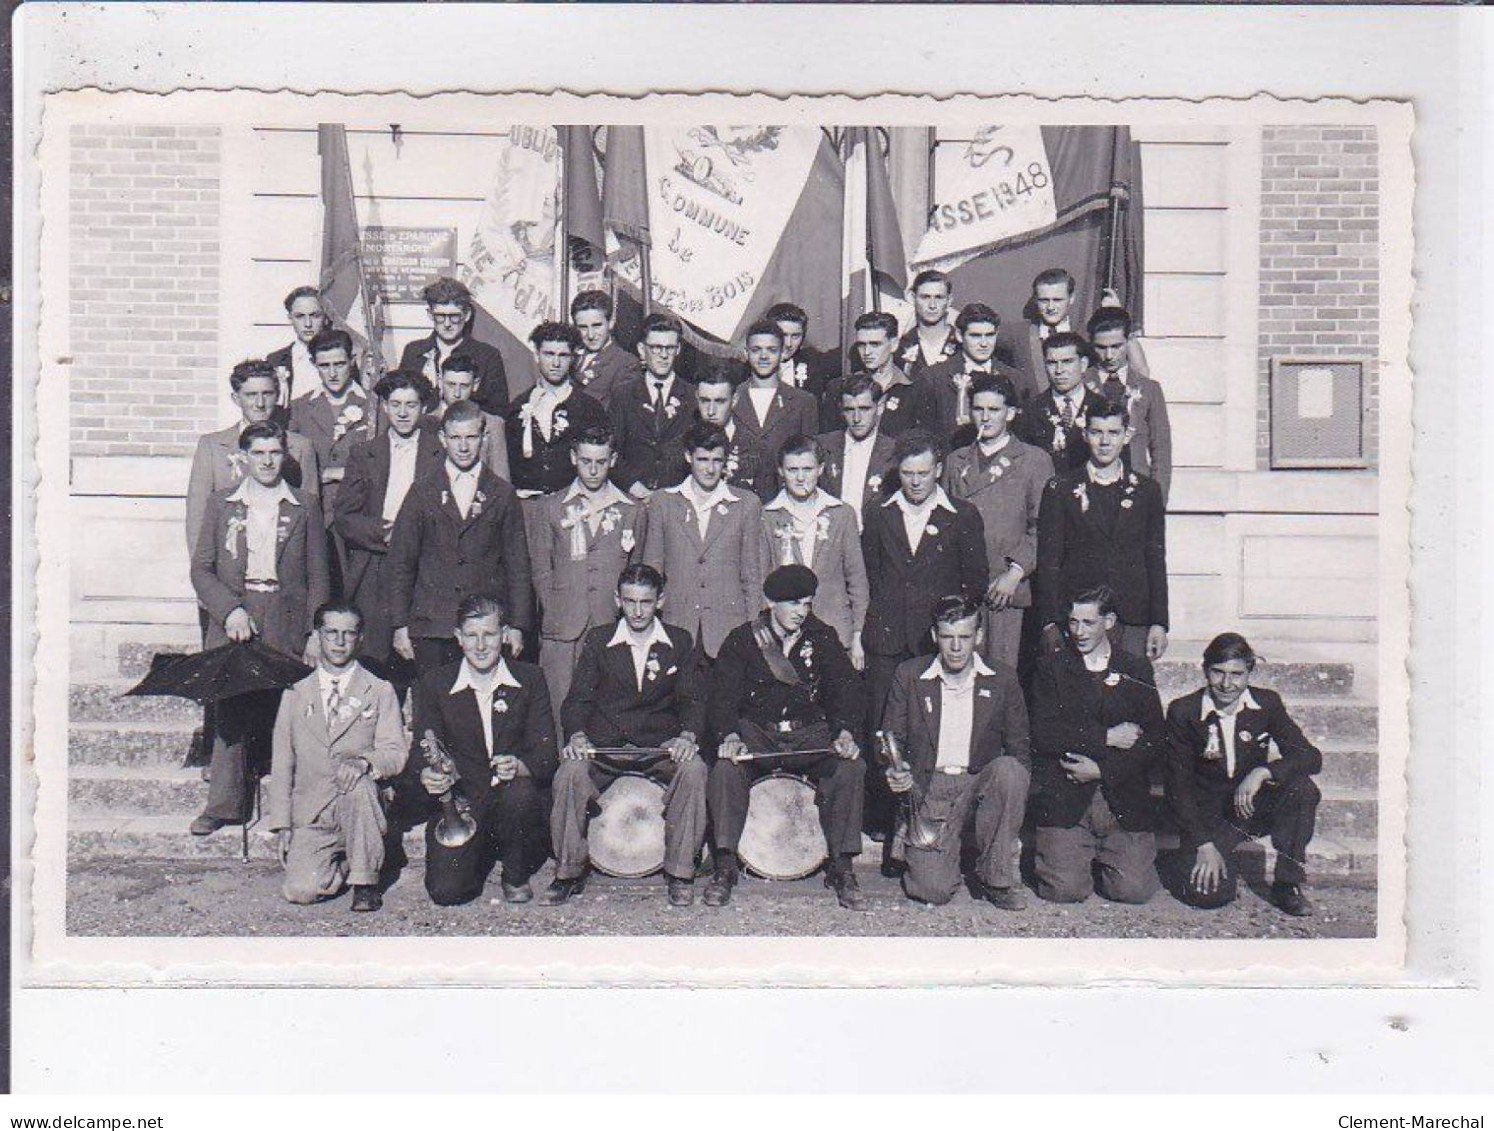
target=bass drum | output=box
[589,774,667,878]
[738,773,828,881]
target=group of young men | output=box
[182,267,1323,921]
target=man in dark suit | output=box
[881,595,1031,908]
[544,564,708,908]
[571,289,642,409]
[1086,306,1173,503]
[332,369,443,679]
[1009,268,1152,405]
[264,285,327,419]
[433,352,510,481]
[387,400,534,676]
[397,277,510,417]
[288,329,382,542]
[1029,586,1164,905]
[897,269,960,378]
[817,376,897,528]
[921,302,1025,453]
[1036,396,1169,661]
[413,593,556,905]
[1165,633,1322,917]
[767,301,838,403]
[609,312,694,498]
[1012,332,1106,473]
[728,320,819,502]
[704,565,868,910]
[820,312,934,436]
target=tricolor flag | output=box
[316,124,386,381]
[842,125,910,332]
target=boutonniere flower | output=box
[1000,456,1012,470]
[1238,730,1253,745]
[663,396,680,420]
[924,523,940,537]
[866,474,883,495]
[598,506,620,535]
[1120,498,1134,509]
[787,361,809,388]
[330,401,366,444]
[469,489,486,519]
[1072,482,1090,513]
[305,701,315,719]
[492,697,509,714]
[552,408,570,438]
[276,513,293,544]
[716,502,730,516]
[226,450,248,477]
[224,514,248,558]
[989,464,1004,482]
[441,489,450,507]
[1075,414,1087,431]
[799,640,815,668]
[1126,473,1139,491]
[1256,731,1271,745]
[815,514,831,542]
[1103,671,1122,688]
[774,524,797,565]
[275,365,290,382]
[644,654,662,682]
[900,344,919,364]
[620,528,636,553]
[724,446,740,481]
[884,395,901,414]
[1203,725,1222,759]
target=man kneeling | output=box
[880,595,1031,909]
[544,564,709,908]
[267,602,407,912]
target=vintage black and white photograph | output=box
[22,88,1411,982]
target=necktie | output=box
[1103,377,1127,403]
[326,680,343,729]
[650,380,664,410]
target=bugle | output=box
[873,730,942,850]
[419,729,478,848]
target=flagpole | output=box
[866,128,881,314]
[560,129,572,318]
[1103,180,1130,299]
[341,128,384,383]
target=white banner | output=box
[616,126,821,341]
[912,125,1058,271]
[463,125,561,337]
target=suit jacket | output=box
[1012,387,1108,473]
[264,341,309,424]
[920,356,1027,451]
[759,494,867,648]
[1036,466,1169,630]
[897,324,961,379]
[1005,322,1057,406]
[411,659,559,798]
[942,437,1054,609]
[190,485,330,654]
[503,386,609,496]
[860,491,989,658]
[532,484,644,642]
[289,385,384,524]
[574,340,642,409]
[818,367,934,436]
[185,424,320,556]
[729,381,820,501]
[266,664,408,831]
[708,613,863,741]
[777,345,839,404]
[387,466,535,638]
[398,332,511,417]
[609,374,694,492]
[641,482,768,658]
[1030,640,1163,831]
[817,429,897,515]
[1085,366,1173,502]
[332,424,446,656]
[560,622,705,746]
[1164,687,1323,850]
[881,655,1032,791]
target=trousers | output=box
[1034,790,1159,905]
[538,634,586,737]
[980,605,1024,671]
[550,753,709,881]
[281,775,387,903]
[424,776,546,905]
[1181,776,1322,906]
[902,757,1031,905]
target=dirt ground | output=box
[66,853,1375,939]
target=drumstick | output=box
[736,747,837,762]
[587,746,669,757]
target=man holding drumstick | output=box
[704,564,867,911]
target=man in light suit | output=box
[264,285,327,420]
[641,421,768,663]
[817,376,897,528]
[881,594,1031,908]
[1010,268,1151,405]
[1086,306,1173,502]
[942,373,1055,670]
[691,365,749,489]
[432,352,511,482]
[531,424,644,731]
[761,435,868,670]
[571,289,642,409]
[268,602,408,912]
[726,321,820,502]
[397,276,510,417]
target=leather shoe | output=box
[189,814,227,837]
[501,880,535,904]
[826,867,868,912]
[978,882,1027,911]
[1271,882,1314,918]
[538,872,589,906]
[350,885,382,913]
[702,859,739,907]
[667,877,694,908]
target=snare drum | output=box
[738,772,828,880]
[589,773,667,878]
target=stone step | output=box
[67,814,428,864]
[1152,659,1355,701]
[71,681,203,725]
[1292,699,1377,745]
[1317,741,1377,791]
[69,720,199,767]
[1154,831,1377,882]
[69,764,207,816]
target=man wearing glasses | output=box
[398,277,511,417]
[609,312,695,500]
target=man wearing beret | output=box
[704,564,868,910]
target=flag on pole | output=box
[316,123,385,378]
[842,126,910,333]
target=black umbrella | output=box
[125,639,313,704]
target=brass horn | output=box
[420,729,477,849]
[874,731,942,850]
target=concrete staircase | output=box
[67,643,1381,881]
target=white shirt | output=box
[445,460,481,519]
[1080,639,1113,673]
[923,654,996,771]
[674,477,736,539]
[976,433,1013,460]
[841,430,879,525]
[522,381,573,453]
[1037,317,1073,340]
[382,430,422,522]
[645,373,676,408]
[316,662,361,727]
[1203,689,1262,778]
[226,477,298,582]
[1053,387,1087,423]
[764,489,842,568]
[886,486,957,555]
[746,384,777,428]
[450,657,522,757]
[288,341,318,407]
[607,617,673,692]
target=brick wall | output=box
[1258,125,1380,468]
[69,124,222,459]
